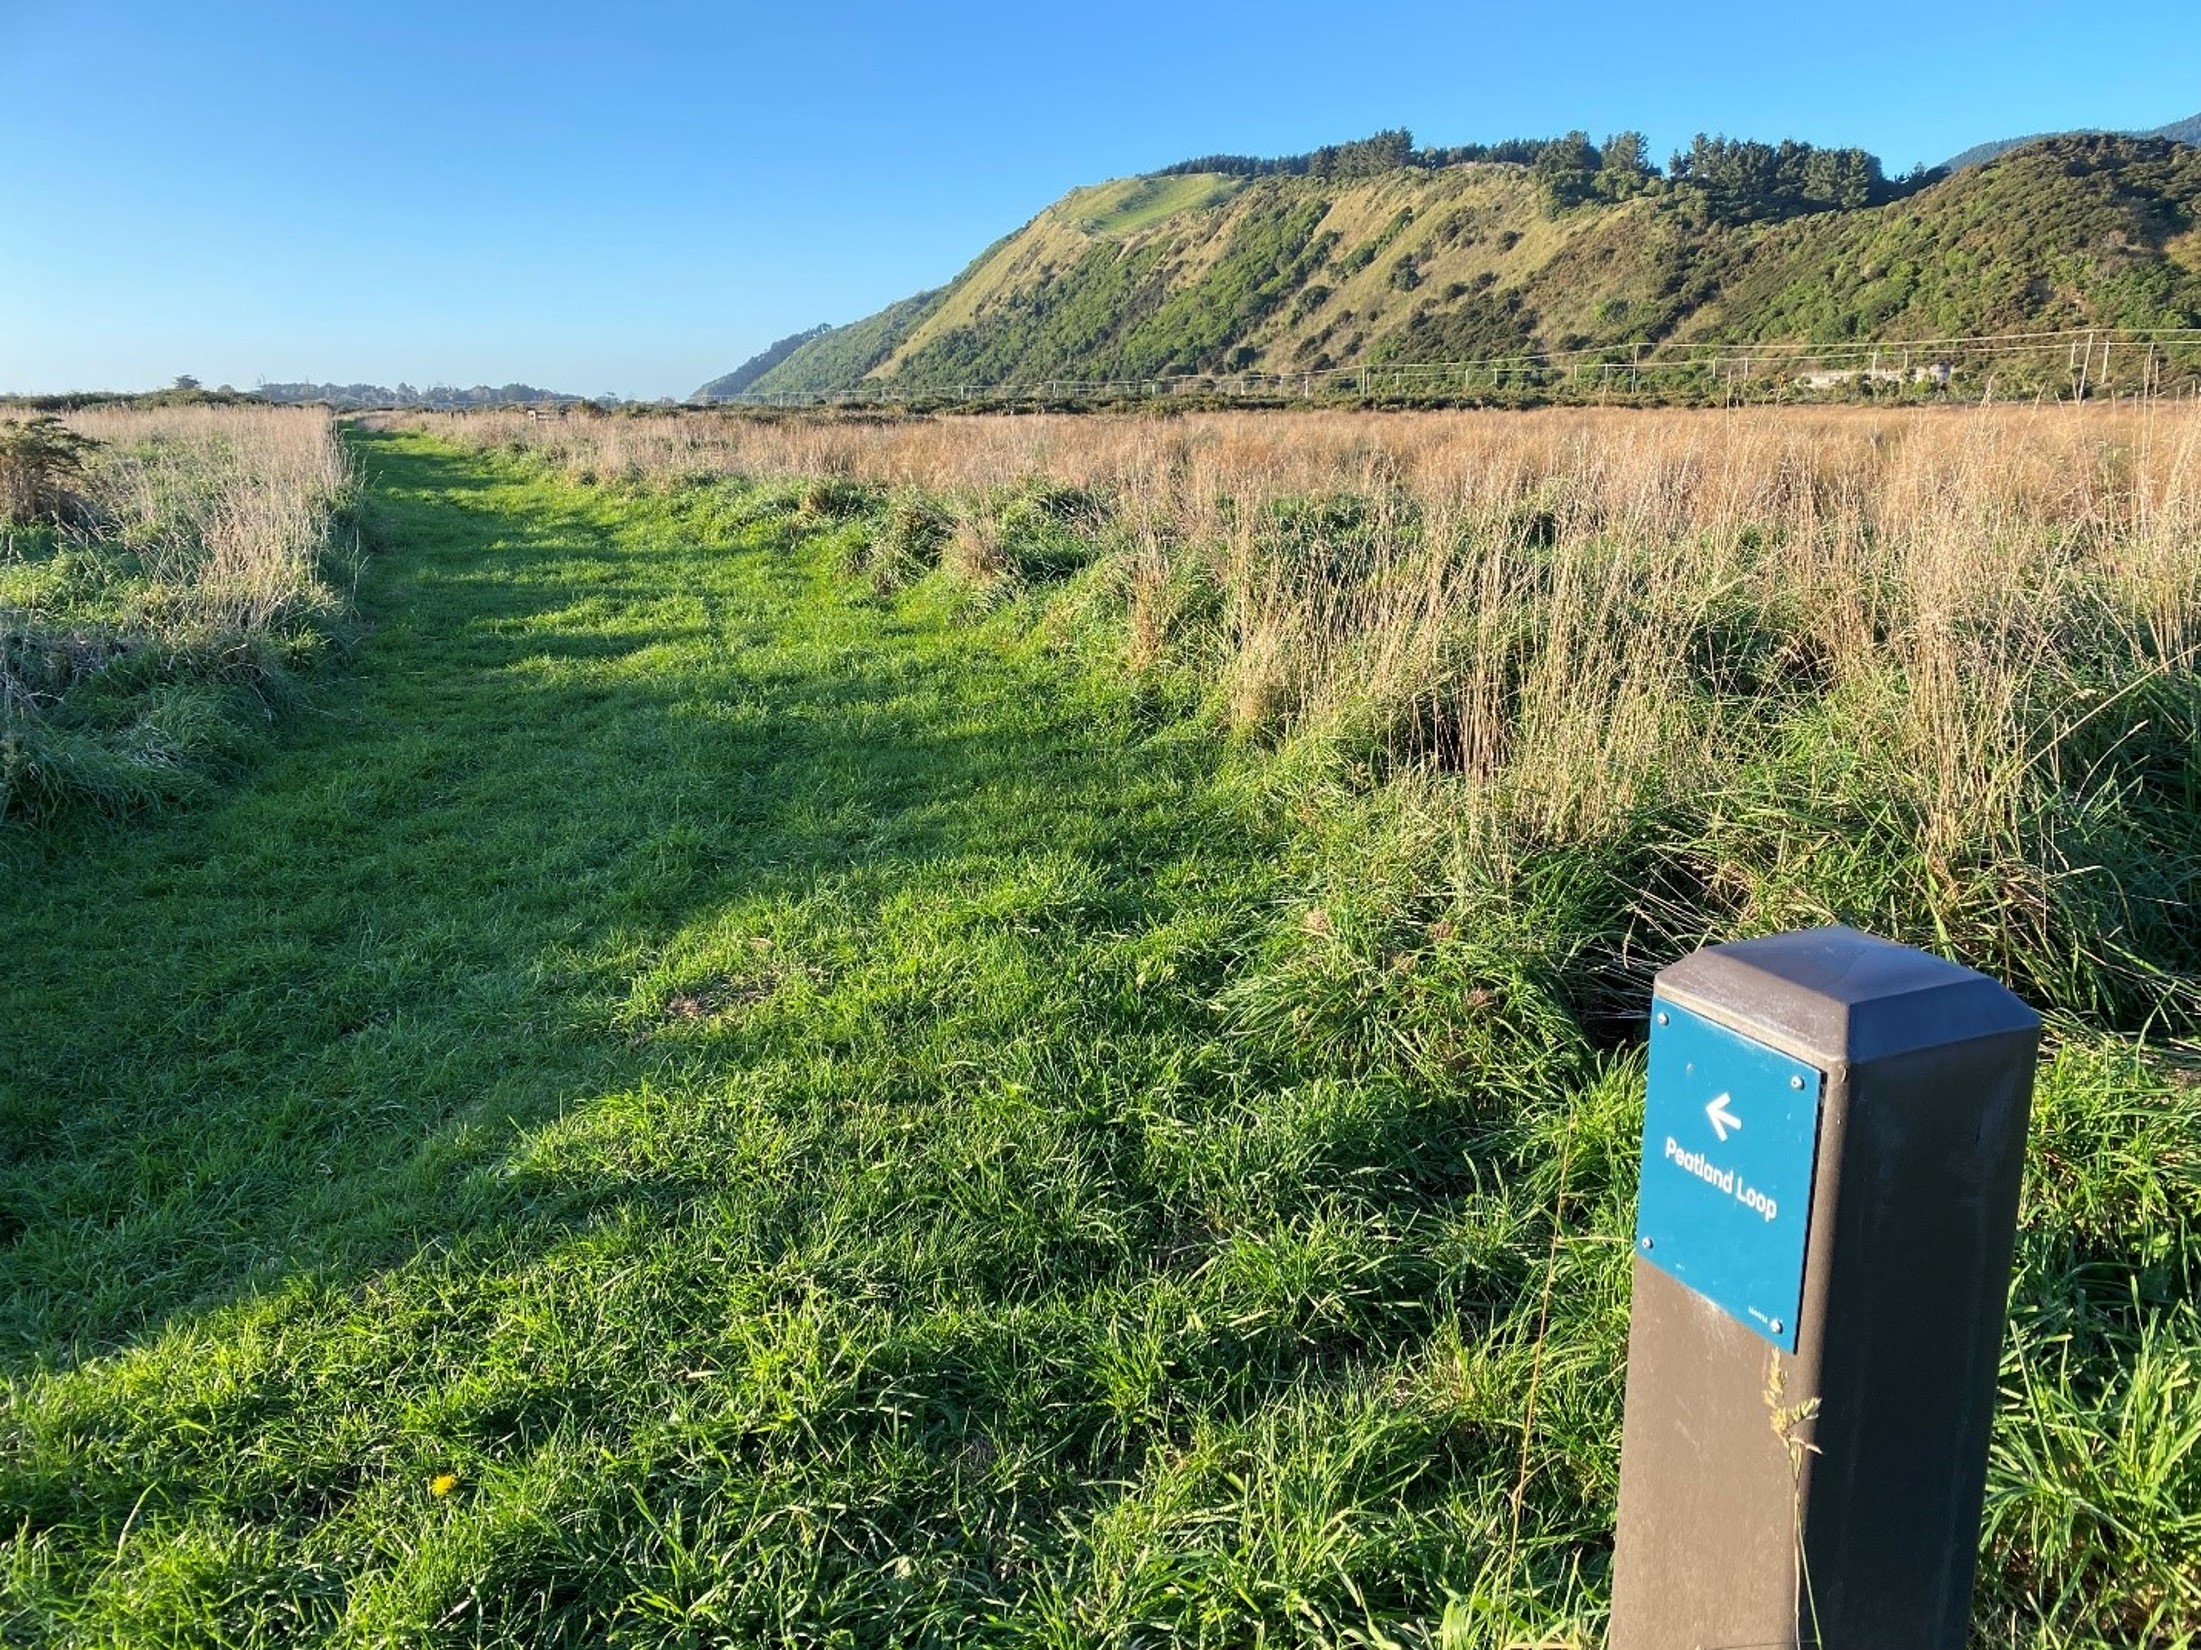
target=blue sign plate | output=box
[1635,998,1825,1351]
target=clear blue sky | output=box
[3,0,2194,398]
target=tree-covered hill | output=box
[693,325,832,402]
[711,290,947,400]
[709,131,2201,399]
[1688,136,2201,342]
[1943,109,2201,172]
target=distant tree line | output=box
[1525,131,1658,209]
[1666,135,1928,220]
[1155,129,1572,181]
[1153,128,1941,223]
[1154,130,1404,180]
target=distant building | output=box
[1793,364,1954,391]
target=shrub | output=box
[0,415,98,525]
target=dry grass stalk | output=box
[63,404,356,634]
[408,400,2200,872]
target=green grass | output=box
[1,431,2195,1646]
[1069,174,1249,238]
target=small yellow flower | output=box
[430,1473,460,1498]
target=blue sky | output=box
[3,0,2195,398]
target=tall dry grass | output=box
[418,403,2201,1020]
[63,404,358,633]
[1,405,358,822]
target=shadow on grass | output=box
[0,433,1615,1641]
[10,431,2186,1643]
[0,431,1272,1372]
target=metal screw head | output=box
[1770,1319,1785,1334]
[1790,1075,1805,1089]
[1656,1011,1670,1026]
[1640,1235,1654,1250]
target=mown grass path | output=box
[3,434,1590,1645]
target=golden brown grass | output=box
[2,405,357,821]
[61,404,358,633]
[421,404,2199,817]
[412,403,2201,1019]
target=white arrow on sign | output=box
[1705,1092,1742,1143]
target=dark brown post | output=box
[1611,925,2039,1649]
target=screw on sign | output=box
[1611,926,2039,1650]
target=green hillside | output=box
[1679,135,2201,341]
[1943,109,2201,172]
[725,134,2201,398]
[692,324,831,402]
[728,289,948,399]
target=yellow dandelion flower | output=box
[430,1473,459,1498]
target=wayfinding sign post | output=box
[1610,926,2040,1650]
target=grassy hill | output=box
[692,324,831,402]
[723,134,2201,398]
[726,289,948,399]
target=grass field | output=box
[3,414,2198,1645]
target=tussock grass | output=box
[432,403,2201,1027]
[4,416,2195,1644]
[0,406,359,823]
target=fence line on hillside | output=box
[713,325,2201,410]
